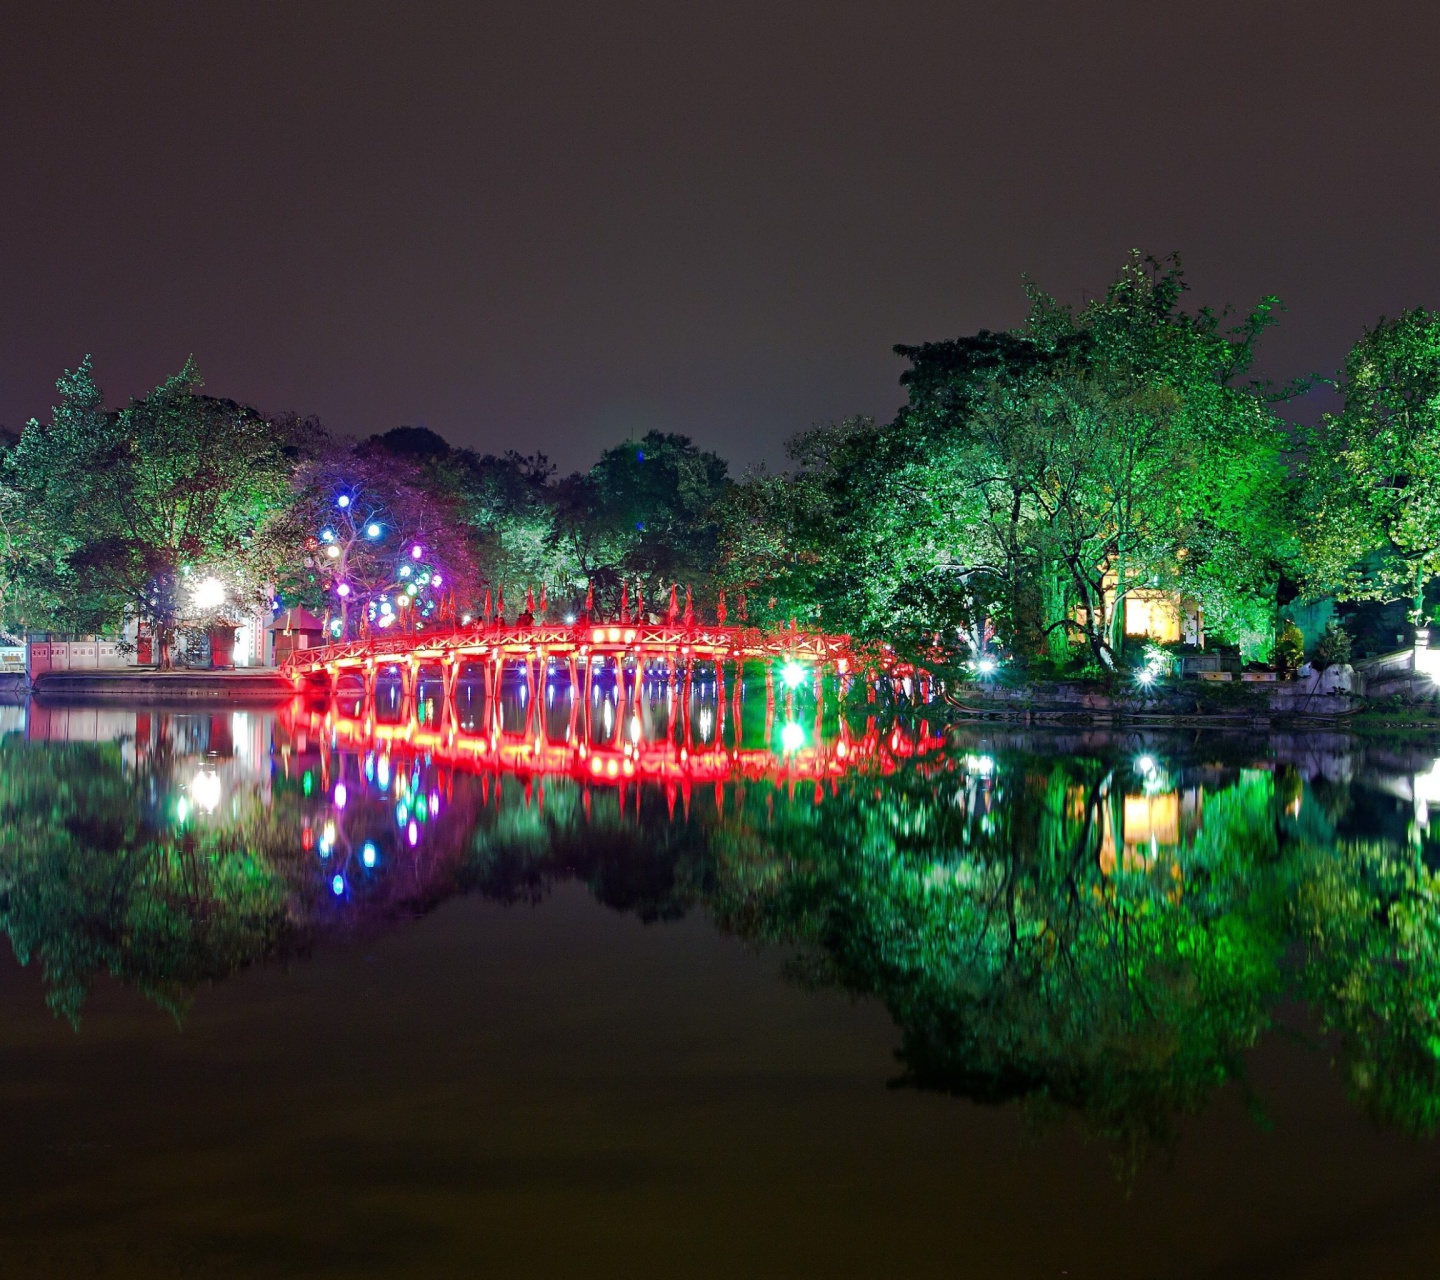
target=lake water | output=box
[5,678,1440,1277]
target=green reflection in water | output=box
[5,716,1440,1168]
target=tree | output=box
[797,254,1293,669]
[4,359,300,662]
[553,431,730,612]
[263,440,479,637]
[1304,308,1440,624]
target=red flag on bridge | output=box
[666,583,679,624]
[682,585,694,627]
[717,590,727,624]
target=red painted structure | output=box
[278,621,940,803]
[282,620,930,703]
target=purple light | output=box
[334,782,347,808]
[336,583,350,597]
[432,573,443,586]
[407,820,419,846]
[411,545,423,560]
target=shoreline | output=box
[28,669,294,703]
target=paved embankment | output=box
[31,669,293,702]
[945,680,1359,725]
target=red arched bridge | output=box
[282,620,931,705]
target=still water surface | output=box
[5,679,1440,1276]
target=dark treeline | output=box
[3,251,1438,670]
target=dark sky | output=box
[3,1,1438,471]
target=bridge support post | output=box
[715,659,727,747]
[681,658,693,747]
[617,652,632,748]
[732,658,744,748]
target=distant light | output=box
[432,573,442,586]
[334,783,347,808]
[429,791,440,816]
[781,661,807,689]
[336,582,350,597]
[564,613,576,624]
[331,873,345,895]
[1136,668,1155,686]
[325,544,341,559]
[361,841,377,868]
[399,565,412,578]
[1136,755,1157,775]
[967,753,995,776]
[320,529,335,542]
[411,545,423,559]
[337,494,351,508]
[629,715,642,744]
[378,614,396,627]
[408,820,419,846]
[175,796,190,823]
[781,722,805,752]
[976,656,998,676]
[396,800,409,826]
[366,523,381,538]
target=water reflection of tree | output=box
[8,729,1440,1165]
[706,759,1287,1169]
[0,738,294,1023]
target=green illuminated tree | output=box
[1304,308,1440,623]
[554,431,730,612]
[4,359,301,661]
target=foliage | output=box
[553,431,730,613]
[1309,620,1352,670]
[1304,308,1440,621]
[716,254,1295,670]
[263,440,479,637]
[2,359,301,660]
[1276,621,1306,671]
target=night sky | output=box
[3,1,1438,469]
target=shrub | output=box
[1311,622,1352,671]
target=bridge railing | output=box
[282,620,918,682]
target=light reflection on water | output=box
[7,691,1440,1164]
